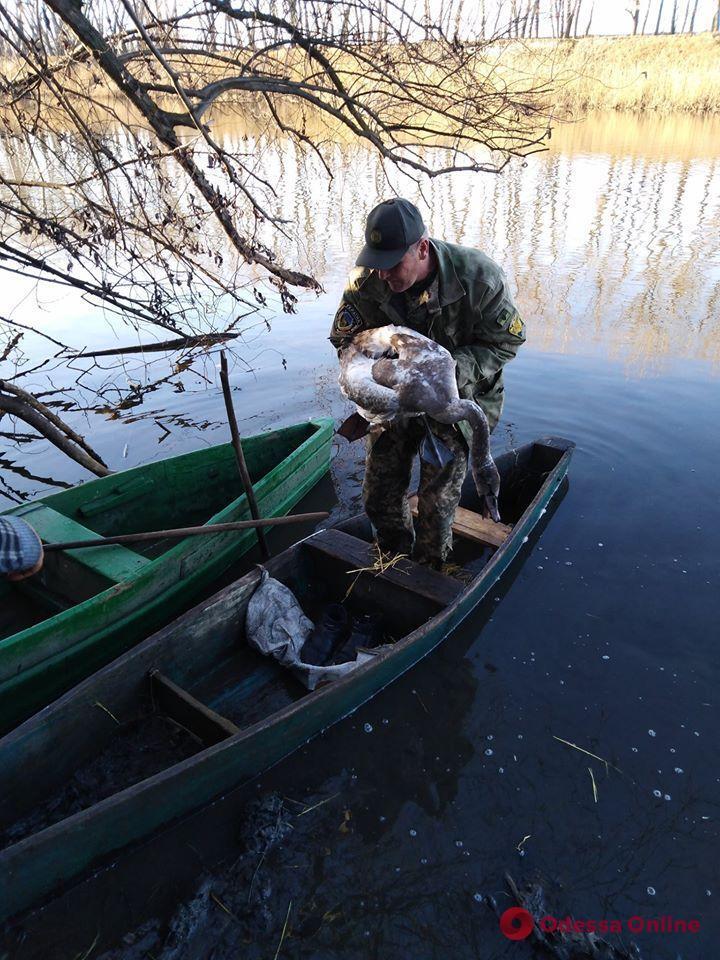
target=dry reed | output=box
[495,32,720,115]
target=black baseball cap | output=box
[356,198,426,270]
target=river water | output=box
[1,111,719,959]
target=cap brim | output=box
[355,244,407,270]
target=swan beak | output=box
[482,494,501,523]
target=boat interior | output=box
[0,422,322,642]
[0,439,567,851]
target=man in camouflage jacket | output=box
[330,198,525,568]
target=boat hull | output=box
[0,418,334,733]
[0,436,573,923]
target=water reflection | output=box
[207,109,720,371]
[0,109,718,510]
[2,109,718,375]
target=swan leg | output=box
[419,416,455,468]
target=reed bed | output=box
[496,32,720,115]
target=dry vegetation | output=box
[496,32,720,114]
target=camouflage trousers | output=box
[363,418,468,567]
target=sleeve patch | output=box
[495,305,524,338]
[333,301,363,336]
[508,315,524,337]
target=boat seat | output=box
[150,670,240,746]
[303,528,463,608]
[13,504,150,583]
[408,495,512,548]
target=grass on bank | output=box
[496,32,720,115]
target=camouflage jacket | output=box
[330,238,525,436]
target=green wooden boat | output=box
[0,418,334,734]
[0,436,573,923]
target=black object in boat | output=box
[300,603,350,666]
[333,613,383,664]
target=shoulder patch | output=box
[508,314,524,337]
[332,300,364,337]
[496,306,524,339]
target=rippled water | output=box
[1,112,719,959]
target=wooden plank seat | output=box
[303,528,463,608]
[408,495,512,549]
[14,503,150,583]
[150,670,240,746]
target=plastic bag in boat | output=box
[245,568,369,691]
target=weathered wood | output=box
[0,418,334,734]
[219,351,269,560]
[0,437,575,924]
[150,670,240,746]
[303,528,463,608]
[16,504,149,581]
[409,495,512,549]
[44,511,330,552]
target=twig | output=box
[553,735,621,774]
[413,689,429,714]
[297,792,340,817]
[273,900,292,960]
[210,891,241,923]
[73,931,99,960]
[93,700,120,725]
[72,332,240,359]
[588,766,598,803]
[247,848,267,906]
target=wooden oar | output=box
[43,511,329,552]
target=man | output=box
[0,515,43,580]
[330,197,525,568]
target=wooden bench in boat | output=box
[150,670,239,747]
[303,528,463,608]
[14,503,150,583]
[408,495,512,549]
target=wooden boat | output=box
[0,436,573,923]
[0,418,334,734]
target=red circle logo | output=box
[499,907,534,940]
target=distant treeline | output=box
[485,0,718,39]
[1,0,719,58]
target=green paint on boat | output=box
[0,418,333,733]
[0,437,573,923]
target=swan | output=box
[338,324,501,522]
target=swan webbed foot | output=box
[419,419,455,469]
[336,411,370,442]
